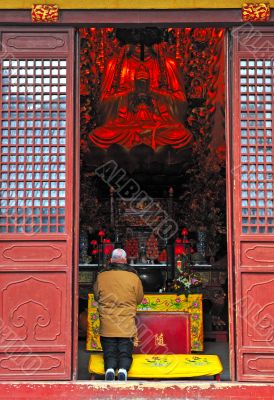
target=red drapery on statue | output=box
[89,43,193,150]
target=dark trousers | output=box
[100,336,134,372]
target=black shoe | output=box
[105,369,115,381]
[117,369,127,381]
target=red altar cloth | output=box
[134,312,191,354]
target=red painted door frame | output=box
[225,30,236,381]
[0,18,236,382]
[72,26,236,382]
[0,26,75,380]
[232,27,274,382]
[74,25,236,380]
[72,28,80,380]
[3,10,273,383]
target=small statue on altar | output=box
[89,29,193,150]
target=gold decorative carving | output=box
[32,4,59,23]
[242,2,270,22]
[155,333,167,347]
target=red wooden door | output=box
[232,27,274,382]
[0,28,75,380]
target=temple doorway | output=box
[77,27,229,380]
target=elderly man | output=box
[94,248,144,381]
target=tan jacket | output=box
[93,264,144,338]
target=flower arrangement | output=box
[89,230,115,264]
[171,269,202,297]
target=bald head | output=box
[110,248,127,264]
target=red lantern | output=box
[98,230,105,237]
[181,228,188,236]
[175,245,185,256]
[90,240,97,245]
[104,244,114,255]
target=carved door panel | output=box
[232,27,274,382]
[0,28,75,380]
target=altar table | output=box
[86,293,204,352]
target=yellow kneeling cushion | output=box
[89,353,223,378]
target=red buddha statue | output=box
[89,42,193,150]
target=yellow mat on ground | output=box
[89,353,223,379]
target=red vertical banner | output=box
[232,27,274,382]
[0,28,75,380]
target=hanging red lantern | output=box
[175,245,185,256]
[98,230,105,237]
[104,244,115,255]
